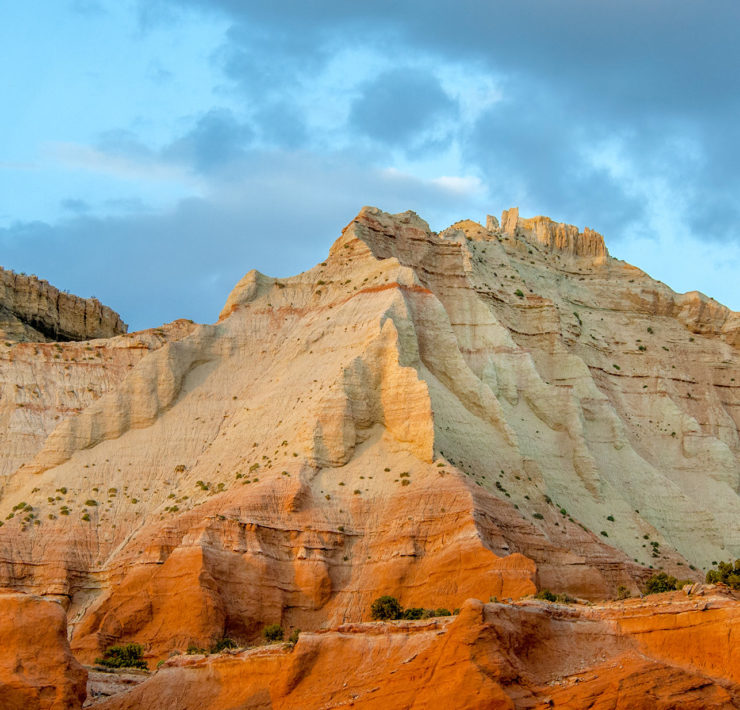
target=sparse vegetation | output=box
[370,595,403,620]
[535,589,575,603]
[187,644,208,655]
[644,572,690,595]
[706,559,740,589]
[96,643,147,670]
[370,596,454,621]
[210,638,237,654]
[263,624,284,642]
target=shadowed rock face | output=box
[0,267,127,342]
[0,207,737,707]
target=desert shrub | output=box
[515,289,524,298]
[263,624,284,642]
[535,589,575,603]
[210,638,237,653]
[643,572,690,594]
[288,629,300,645]
[706,559,740,589]
[435,608,452,616]
[96,643,147,670]
[402,607,425,620]
[616,585,631,600]
[186,645,208,655]
[370,595,402,621]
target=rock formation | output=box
[0,206,737,707]
[94,586,740,710]
[0,266,127,342]
[0,592,87,709]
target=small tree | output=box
[644,572,689,595]
[706,559,740,589]
[370,595,402,621]
[263,624,284,642]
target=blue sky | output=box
[2,0,739,330]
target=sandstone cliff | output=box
[0,591,87,709]
[0,266,127,342]
[94,586,740,710]
[0,207,737,707]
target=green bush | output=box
[644,572,690,595]
[95,643,147,670]
[186,645,208,655]
[535,589,575,603]
[263,624,284,642]
[616,585,631,600]
[706,559,740,589]
[401,607,425,620]
[210,638,237,653]
[370,595,403,621]
[534,589,557,602]
[288,629,300,645]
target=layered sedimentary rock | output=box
[94,586,740,710]
[0,266,126,342]
[0,207,737,705]
[0,592,87,710]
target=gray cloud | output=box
[163,108,254,173]
[60,198,91,214]
[349,68,457,150]
[149,0,740,244]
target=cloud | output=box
[163,108,254,173]
[348,68,457,149]
[60,198,91,214]
[147,0,740,248]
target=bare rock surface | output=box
[0,266,127,342]
[0,591,87,709]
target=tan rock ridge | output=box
[0,206,737,704]
[498,206,608,260]
[0,266,126,342]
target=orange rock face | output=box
[93,588,740,710]
[0,592,87,710]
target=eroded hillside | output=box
[0,207,738,708]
